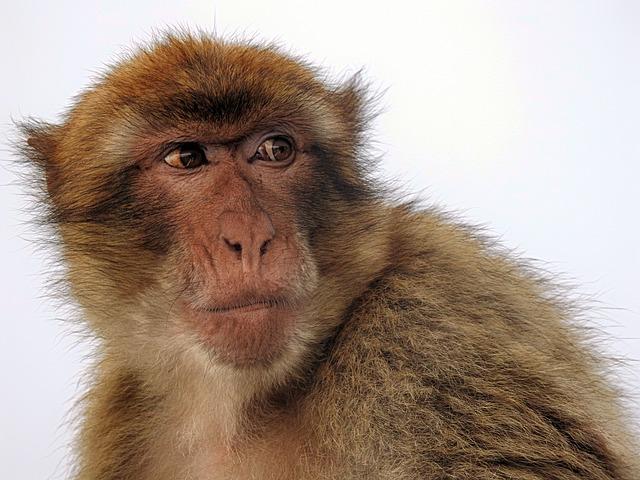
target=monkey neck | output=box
[314,200,400,293]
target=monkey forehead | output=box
[74,34,347,141]
[40,33,369,216]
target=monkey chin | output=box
[180,300,300,368]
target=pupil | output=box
[273,142,288,158]
[179,146,202,168]
[180,152,194,166]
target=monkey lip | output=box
[181,295,299,365]
[198,298,284,315]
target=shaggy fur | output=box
[18,32,638,479]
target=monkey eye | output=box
[251,136,295,166]
[164,143,208,169]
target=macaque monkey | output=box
[19,32,638,479]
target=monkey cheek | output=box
[182,304,300,366]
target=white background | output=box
[1,1,638,478]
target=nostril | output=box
[224,237,242,254]
[260,239,271,257]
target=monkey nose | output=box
[218,211,275,274]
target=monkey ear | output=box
[18,120,62,197]
[331,72,378,141]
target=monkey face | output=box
[23,35,378,379]
[135,131,321,366]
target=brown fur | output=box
[18,31,638,479]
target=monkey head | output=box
[21,34,389,386]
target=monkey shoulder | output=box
[303,211,636,479]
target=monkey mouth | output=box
[182,294,301,365]
[198,297,288,314]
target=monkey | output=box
[18,31,638,480]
